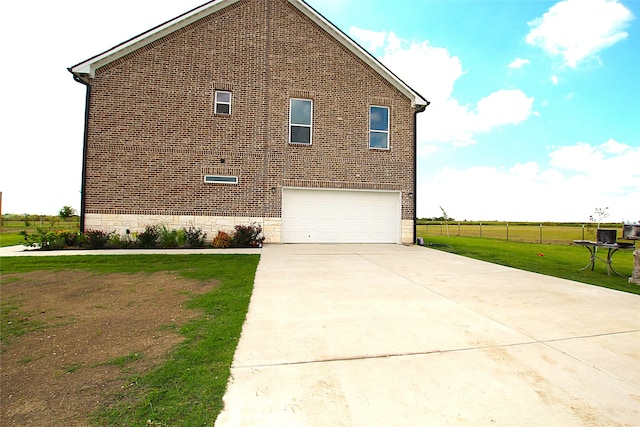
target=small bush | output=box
[57,230,80,247]
[109,231,136,249]
[21,229,72,250]
[212,231,233,248]
[159,225,180,248]
[183,226,207,248]
[176,228,187,247]
[83,229,112,249]
[231,223,265,248]
[137,225,160,248]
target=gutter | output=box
[70,71,91,233]
[413,101,430,245]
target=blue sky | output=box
[1,0,638,222]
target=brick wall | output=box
[84,0,417,235]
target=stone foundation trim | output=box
[401,220,414,245]
[84,214,282,244]
[632,250,640,285]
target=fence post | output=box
[480,222,482,237]
[458,222,460,236]
[539,223,543,244]
[582,224,585,240]
[506,223,509,241]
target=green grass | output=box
[416,232,638,295]
[1,298,47,343]
[0,232,28,247]
[0,254,260,426]
[98,352,144,368]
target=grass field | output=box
[420,221,626,244]
[1,254,259,425]
[416,228,638,295]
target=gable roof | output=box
[69,0,429,109]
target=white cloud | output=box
[551,75,559,85]
[549,139,640,173]
[474,89,534,131]
[418,139,640,221]
[349,28,534,150]
[508,58,530,69]
[348,27,388,53]
[526,0,634,68]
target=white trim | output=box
[289,98,313,145]
[215,90,232,115]
[287,0,428,109]
[70,0,242,78]
[369,105,390,150]
[68,0,428,109]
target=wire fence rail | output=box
[417,222,629,245]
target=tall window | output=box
[289,98,313,144]
[215,90,231,115]
[369,106,389,149]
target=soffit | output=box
[69,0,428,109]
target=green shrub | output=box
[183,226,207,248]
[83,229,112,249]
[159,225,180,248]
[176,228,187,247]
[231,224,265,248]
[109,231,135,249]
[57,230,80,247]
[20,229,71,250]
[137,225,160,248]
[212,231,232,248]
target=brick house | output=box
[69,0,428,244]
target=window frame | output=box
[369,105,390,150]
[204,175,238,184]
[289,98,313,145]
[214,90,232,115]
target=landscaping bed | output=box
[18,223,265,251]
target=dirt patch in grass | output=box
[1,270,217,427]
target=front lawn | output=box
[0,254,259,426]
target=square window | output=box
[215,90,231,115]
[290,99,312,144]
[369,106,390,149]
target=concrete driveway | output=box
[216,244,640,426]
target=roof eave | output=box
[288,0,429,109]
[68,0,430,109]
[69,0,240,78]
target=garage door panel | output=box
[282,188,401,243]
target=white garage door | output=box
[282,188,401,243]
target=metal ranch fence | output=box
[417,222,632,245]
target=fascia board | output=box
[287,0,428,109]
[70,0,241,78]
[70,0,429,109]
